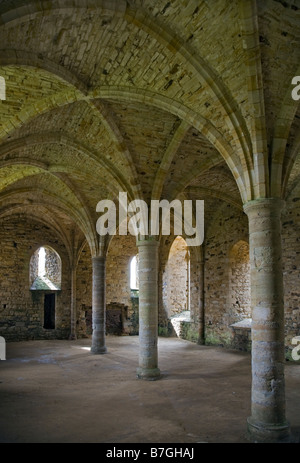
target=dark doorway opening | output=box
[44,294,56,330]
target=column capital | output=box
[243,197,285,217]
[92,255,106,263]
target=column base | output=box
[247,417,291,443]
[136,367,161,381]
[91,345,107,355]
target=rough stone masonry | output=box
[0,0,299,443]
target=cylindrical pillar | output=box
[244,198,290,442]
[136,238,161,380]
[198,259,205,345]
[91,256,107,355]
[69,265,77,340]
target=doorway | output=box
[44,294,56,330]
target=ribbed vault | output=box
[0,0,298,255]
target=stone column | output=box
[136,238,161,380]
[186,250,191,311]
[69,265,77,340]
[244,198,290,442]
[198,259,205,345]
[91,256,107,355]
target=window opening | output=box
[130,255,139,298]
[30,246,61,291]
[44,294,56,330]
[38,247,46,277]
[130,255,139,290]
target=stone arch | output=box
[271,64,300,198]
[0,186,98,258]
[0,53,252,203]
[95,87,251,203]
[0,0,252,168]
[0,133,130,196]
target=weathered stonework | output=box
[0,0,299,443]
[136,238,160,381]
[91,256,107,355]
[0,216,71,341]
[244,198,290,443]
[282,183,300,357]
[162,236,189,318]
[204,202,250,347]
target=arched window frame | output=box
[30,245,62,291]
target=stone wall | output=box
[163,236,189,318]
[157,205,252,349]
[282,183,300,353]
[106,234,138,312]
[229,240,251,321]
[204,203,250,347]
[158,234,202,339]
[106,234,139,335]
[30,249,39,287]
[0,215,71,341]
[76,242,93,337]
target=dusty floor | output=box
[0,336,299,444]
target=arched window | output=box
[30,246,62,331]
[30,246,62,291]
[130,255,139,291]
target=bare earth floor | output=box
[0,336,299,444]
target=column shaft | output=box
[244,198,290,442]
[198,260,205,345]
[137,239,160,380]
[70,265,77,340]
[91,256,107,355]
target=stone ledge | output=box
[230,318,252,330]
[230,318,252,352]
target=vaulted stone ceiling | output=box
[0,0,299,255]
